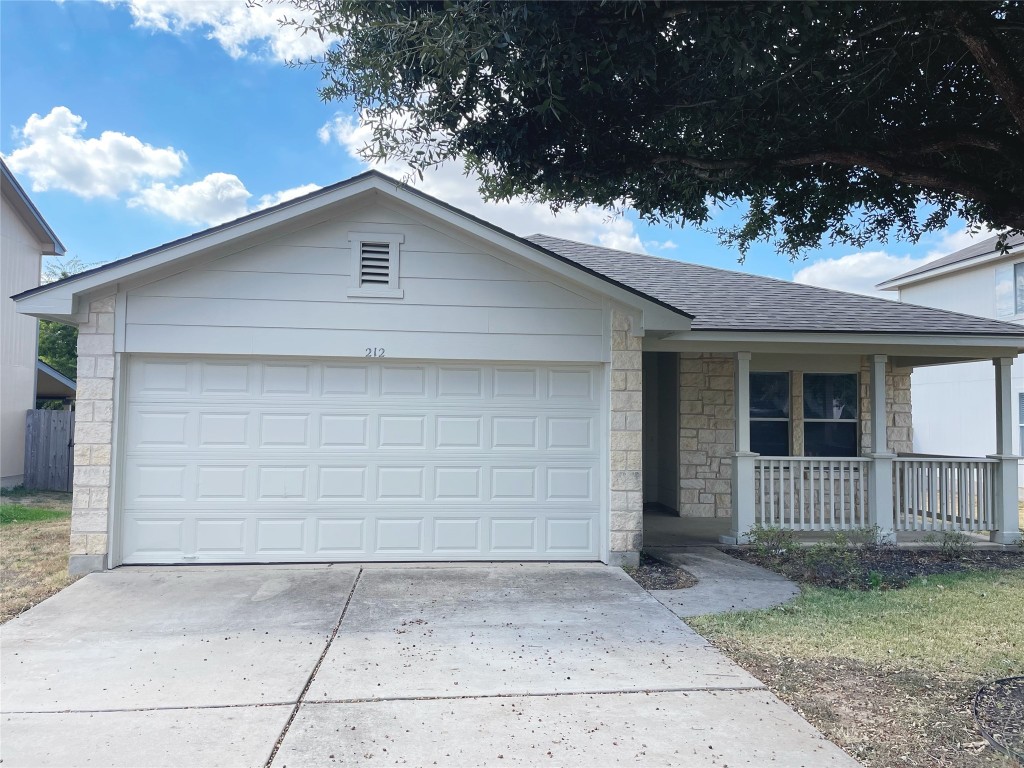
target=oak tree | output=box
[292,1,1024,256]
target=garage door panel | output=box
[121,358,602,563]
[121,508,600,564]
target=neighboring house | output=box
[877,233,1024,487]
[36,359,76,409]
[1,161,65,488]
[13,171,1023,575]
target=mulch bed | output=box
[626,552,697,590]
[723,545,1024,590]
[974,677,1024,762]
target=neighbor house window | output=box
[803,373,858,457]
[347,232,404,298]
[1015,263,1024,315]
[750,372,790,456]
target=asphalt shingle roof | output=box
[528,235,1024,337]
[880,232,1024,286]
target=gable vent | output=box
[359,241,392,286]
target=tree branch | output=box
[951,7,1024,133]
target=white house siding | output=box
[122,199,607,363]
[1,200,42,486]
[897,259,1023,484]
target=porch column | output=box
[989,357,1021,544]
[723,351,756,544]
[867,354,896,542]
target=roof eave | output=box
[1,161,65,256]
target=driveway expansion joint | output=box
[0,701,295,716]
[263,566,363,768]
[302,684,767,706]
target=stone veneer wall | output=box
[609,311,643,565]
[69,295,116,574]
[678,354,913,518]
[678,354,736,518]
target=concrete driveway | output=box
[1,564,858,767]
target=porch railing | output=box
[754,457,871,531]
[892,457,997,532]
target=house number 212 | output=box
[365,347,385,358]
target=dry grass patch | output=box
[1,490,75,623]
[689,570,1024,767]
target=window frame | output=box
[802,372,859,457]
[347,232,405,299]
[749,371,791,457]
[1015,262,1024,316]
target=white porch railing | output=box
[892,457,997,532]
[754,457,871,531]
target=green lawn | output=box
[689,570,1024,767]
[1,504,71,525]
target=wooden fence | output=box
[23,409,75,492]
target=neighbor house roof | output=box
[529,235,1024,337]
[1,160,65,256]
[876,232,1024,291]
[36,360,76,399]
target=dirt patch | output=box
[705,643,1018,768]
[1,517,76,623]
[974,677,1024,762]
[726,544,1024,590]
[625,552,697,590]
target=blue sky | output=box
[1,0,988,295]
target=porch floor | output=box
[642,505,1006,549]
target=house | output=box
[36,359,77,409]
[878,233,1024,488]
[1,160,65,488]
[13,171,1023,575]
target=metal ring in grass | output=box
[973,676,1023,763]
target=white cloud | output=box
[129,175,324,226]
[128,172,251,226]
[102,0,337,62]
[645,239,678,251]
[3,106,185,198]
[256,183,322,210]
[318,114,647,253]
[793,251,930,297]
[793,227,1000,297]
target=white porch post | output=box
[989,357,1021,544]
[723,351,757,544]
[867,354,896,542]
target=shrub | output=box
[746,525,798,560]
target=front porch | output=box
[639,347,1022,548]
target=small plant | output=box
[923,530,975,560]
[868,570,884,590]
[846,526,885,549]
[746,525,798,559]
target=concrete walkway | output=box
[646,546,801,617]
[1,563,855,767]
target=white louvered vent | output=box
[348,232,404,298]
[359,241,392,286]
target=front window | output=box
[803,373,858,457]
[750,372,790,456]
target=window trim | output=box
[749,371,791,457]
[347,232,405,299]
[802,372,859,457]
[1014,261,1024,316]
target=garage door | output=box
[120,357,603,563]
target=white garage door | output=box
[120,357,603,563]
